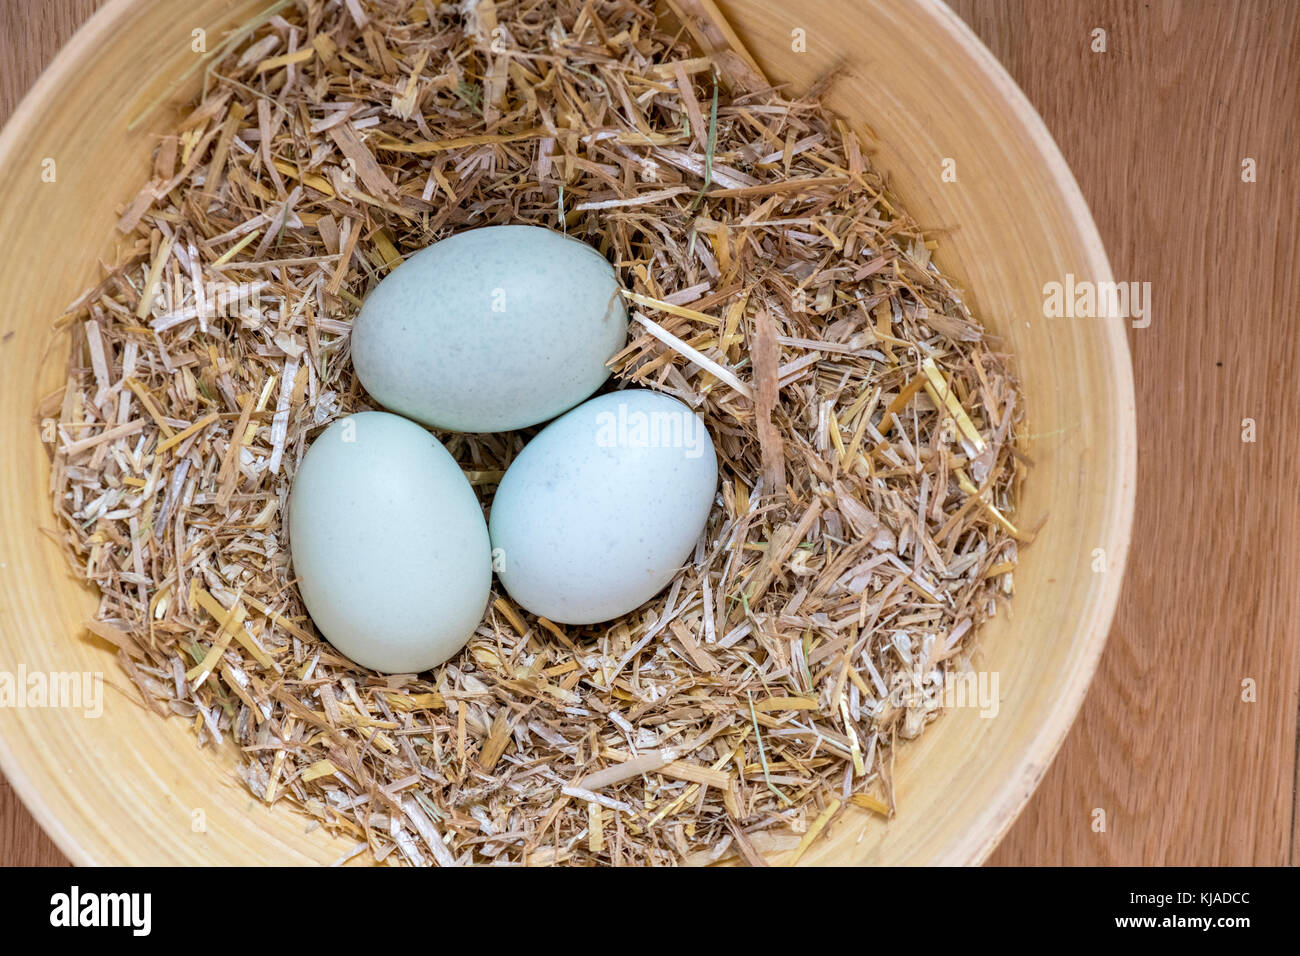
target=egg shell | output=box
[289,411,491,673]
[489,389,718,625]
[352,225,628,433]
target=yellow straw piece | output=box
[921,357,986,453]
[956,468,1035,543]
[848,793,891,817]
[302,759,337,782]
[272,159,335,196]
[155,412,219,455]
[751,696,819,712]
[212,229,262,266]
[587,802,605,853]
[135,235,174,318]
[255,47,315,73]
[788,798,841,865]
[621,289,721,327]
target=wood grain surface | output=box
[1,0,1296,867]
[953,0,1300,866]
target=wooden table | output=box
[2,0,1296,866]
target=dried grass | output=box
[41,0,1029,866]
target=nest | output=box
[41,0,1030,865]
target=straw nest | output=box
[42,0,1031,865]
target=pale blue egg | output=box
[352,225,627,433]
[489,390,718,625]
[289,411,490,672]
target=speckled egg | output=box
[351,225,627,433]
[289,411,491,673]
[488,389,718,625]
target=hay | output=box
[42,0,1029,866]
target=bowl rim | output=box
[0,0,160,868]
[0,0,1136,866]
[909,0,1135,865]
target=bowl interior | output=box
[0,0,1133,865]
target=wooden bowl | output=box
[0,0,1134,865]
